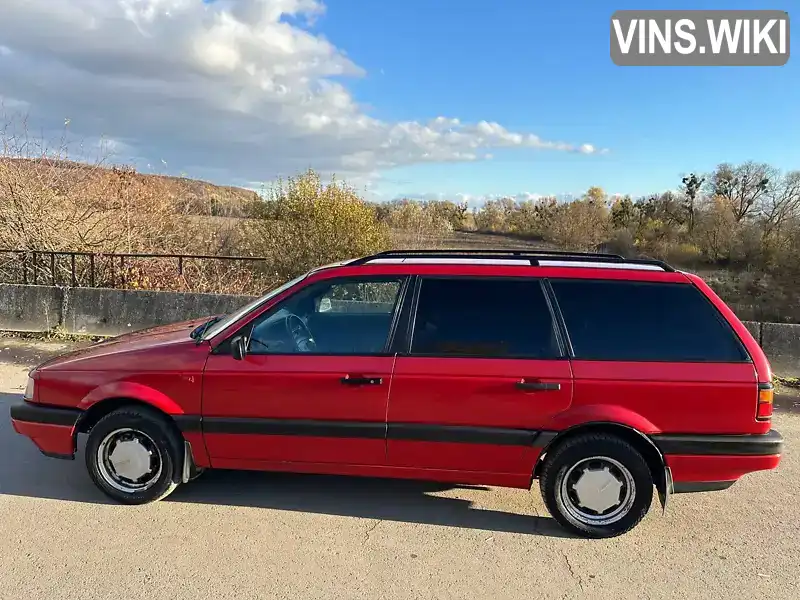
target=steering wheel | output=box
[285,314,317,352]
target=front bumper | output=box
[10,401,83,460]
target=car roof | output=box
[306,249,688,283]
[349,249,673,270]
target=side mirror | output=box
[318,297,332,313]
[230,335,247,360]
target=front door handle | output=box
[515,380,561,392]
[340,375,383,386]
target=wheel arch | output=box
[76,381,186,415]
[76,397,182,436]
[534,422,667,496]
[75,397,193,482]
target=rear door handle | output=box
[515,380,561,392]
[340,375,383,386]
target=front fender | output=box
[77,381,186,415]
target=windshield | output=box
[201,273,309,341]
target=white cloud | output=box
[0,0,606,185]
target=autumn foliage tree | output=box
[249,169,390,281]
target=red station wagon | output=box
[10,249,784,538]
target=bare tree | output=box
[708,162,774,222]
[760,170,800,240]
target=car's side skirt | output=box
[209,457,535,489]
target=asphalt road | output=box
[1,337,798,600]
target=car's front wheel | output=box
[85,407,182,504]
[539,433,653,538]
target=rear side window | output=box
[411,278,561,358]
[550,280,748,362]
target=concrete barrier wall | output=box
[0,284,63,333]
[1,283,257,337]
[64,287,258,336]
[760,322,800,377]
[1,284,799,375]
[742,321,762,346]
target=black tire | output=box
[539,433,653,538]
[85,407,182,504]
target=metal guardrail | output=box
[0,249,270,289]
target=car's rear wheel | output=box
[85,407,181,504]
[539,433,653,538]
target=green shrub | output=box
[248,170,390,280]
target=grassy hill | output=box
[0,158,260,218]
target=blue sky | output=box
[318,0,799,199]
[1,1,796,202]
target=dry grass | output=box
[0,158,259,218]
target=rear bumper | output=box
[9,401,82,460]
[651,429,783,456]
[652,430,783,492]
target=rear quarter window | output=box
[550,279,749,362]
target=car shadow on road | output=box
[0,391,570,538]
[167,469,572,537]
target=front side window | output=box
[410,277,561,358]
[550,279,749,362]
[247,276,405,355]
[202,273,309,340]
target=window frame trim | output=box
[238,274,412,358]
[403,274,568,361]
[549,277,753,364]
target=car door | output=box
[387,276,573,476]
[202,275,409,467]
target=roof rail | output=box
[349,248,675,272]
[364,248,625,259]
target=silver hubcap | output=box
[96,428,163,493]
[559,456,635,526]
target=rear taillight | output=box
[757,383,774,421]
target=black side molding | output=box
[198,417,553,447]
[652,430,783,456]
[173,415,203,432]
[203,417,387,439]
[388,423,540,446]
[10,402,82,428]
[672,480,736,494]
